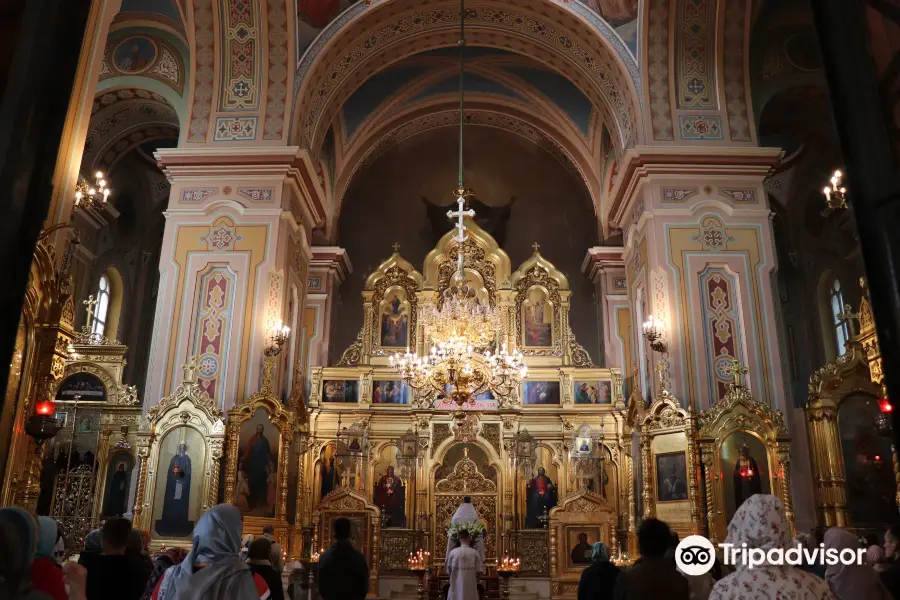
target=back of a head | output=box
[334,517,351,541]
[0,508,34,597]
[102,517,132,553]
[262,525,275,536]
[888,525,900,544]
[637,518,672,558]
[463,496,471,504]
[193,504,244,561]
[248,538,272,562]
[458,530,471,544]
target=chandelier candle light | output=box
[823,169,848,212]
[73,171,111,212]
[642,315,666,353]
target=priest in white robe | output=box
[446,529,482,600]
[446,496,486,566]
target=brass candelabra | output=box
[407,549,430,600]
[496,555,521,600]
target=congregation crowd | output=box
[6,493,900,600]
[580,494,900,600]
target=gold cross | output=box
[392,242,400,253]
[726,359,748,388]
[83,295,98,326]
[655,359,667,385]
[532,242,541,253]
[837,304,860,338]
[181,356,201,383]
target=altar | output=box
[303,216,635,598]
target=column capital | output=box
[310,246,352,285]
[155,146,327,229]
[581,246,624,284]
[608,146,783,228]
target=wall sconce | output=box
[264,319,290,357]
[642,315,666,353]
[823,169,847,213]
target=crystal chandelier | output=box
[389,0,525,409]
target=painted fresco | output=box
[721,433,770,523]
[577,0,639,55]
[574,380,612,404]
[297,0,359,56]
[235,408,279,518]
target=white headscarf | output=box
[451,501,479,524]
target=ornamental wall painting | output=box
[190,267,236,403]
[720,432,770,523]
[55,373,106,401]
[152,427,206,539]
[574,380,612,404]
[113,36,156,73]
[322,380,358,403]
[523,381,560,405]
[838,394,896,526]
[699,267,746,402]
[576,0,639,54]
[379,288,409,349]
[235,408,279,518]
[522,287,554,348]
[297,0,357,54]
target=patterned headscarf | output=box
[0,507,43,600]
[724,494,790,569]
[591,542,610,563]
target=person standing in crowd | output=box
[127,529,154,585]
[239,534,255,562]
[85,518,150,600]
[578,541,619,600]
[318,518,369,600]
[30,517,67,600]
[141,548,187,600]
[709,495,832,600]
[793,533,825,578]
[152,504,269,600]
[78,529,102,571]
[824,527,891,600]
[881,526,900,598]
[0,506,54,600]
[669,533,714,600]
[261,525,284,573]
[868,546,890,574]
[613,518,689,600]
[246,538,284,600]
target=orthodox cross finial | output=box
[392,242,400,253]
[532,242,541,253]
[181,356,201,383]
[83,294,98,328]
[726,359,748,389]
[447,191,476,274]
[837,304,860,338]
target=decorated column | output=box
[144,148,325,414]
[303,247,352,385]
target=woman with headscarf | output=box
[30,517,68,600]
[577,542,620,600]
[710,495,833,600]
[0,506,53,600]
[793,533,825,578]
[824,528,891,600]
[78,528,102,572]
[140,548,187,600]
[152,504,270,600]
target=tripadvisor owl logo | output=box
[676,535,716,576]
[675,534,867,575]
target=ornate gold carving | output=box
[336,331,363,367]
[435,455,497,494]
[479,423,501,456]
[431,423,452,457]
[379,529,417,571]
[514,265,563,357]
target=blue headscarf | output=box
[82,528,102,554]
[0,507,46,600]
[158,504,257,600]
[36,517,58,561]
[591,541,610,563]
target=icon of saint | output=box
[155,442,193,537]
[374,466,406,527]
[525,467,557,528]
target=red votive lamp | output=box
[35,399,56,416]
[879,397,893,414]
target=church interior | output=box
[2,0,900,598]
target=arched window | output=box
[92,275,110,336]
[830,279,850,356]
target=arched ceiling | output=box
[292,0,642,157]
[116,0,187,38]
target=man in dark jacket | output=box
[85,518,149,600]
[318,518,369,600]
[881,525,900,599]
[613,518,689,600]
[247,538,285,600]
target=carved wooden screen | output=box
[433,455,498,564]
